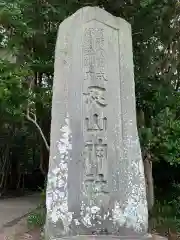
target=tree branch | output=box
[25,77,50,152]
[26,111,50,152]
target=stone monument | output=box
[45,6,150,240]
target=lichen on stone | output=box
[46,113,73,234]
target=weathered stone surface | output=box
[48,233,169,240]
[49,234,156,240]
[45,6,148,240]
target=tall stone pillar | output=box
[45,6,149,240]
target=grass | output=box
[27,187,46,230]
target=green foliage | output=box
[140,0,155,8]
[27,187,46,229]
[150,183,180,233]
[151,198,180,234]
[139,107,180,165]
[27,207,46,228]
[0,60,29,119]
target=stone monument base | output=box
[56,234,157,240]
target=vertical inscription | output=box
[83,27,109,194]
[84,142,93,179]
[83,86,107,107]
[95,139,107,177]
[85,115,107,132]
[83,139,108,193]
[83,28,107,81]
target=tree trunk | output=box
[40,141,49,175]
[10,153,19,190]
[144,155,154,212]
